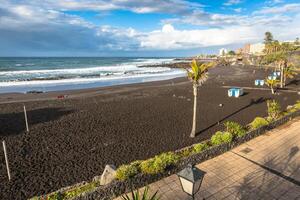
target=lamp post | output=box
[177,164,206,200]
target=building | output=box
[237,43,265,55]
[249,43,265,55]
[219,48,228,56]
[236,44,250,55]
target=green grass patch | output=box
[224,121,247,137]
[250,117,269,130]
[140,152,179,174]
[211,131,233,146]
[116,161,141,181]
[193,142,210,154]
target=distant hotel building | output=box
[219,48,228,56]
[237,43,265,55]
[249,43,265,55]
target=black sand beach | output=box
[0,65,299,199]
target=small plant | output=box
[180,148,193,157]
[267,99,281,121]
[193,142,209,154]
[140,152,179,174]
[294,101,300,110]
[284,101,300,115]
[224,121,247,137]
[116,161,141,180]
[47,192,63,200]
[122,186,160,200]
[210,131,233,146]
[250,117,269,130]
[63,182,98,199]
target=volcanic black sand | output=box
[0,65,299,200]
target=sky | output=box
[0,0,300,57]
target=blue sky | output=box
[0,0,300,56]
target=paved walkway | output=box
[116,118,300,200]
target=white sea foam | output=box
[0,69,185,87]
[0,58,186,93]
[0,59,174,77]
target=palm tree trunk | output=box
[190,84,197,138]
[271,86,274,94]
[280,64,284,88]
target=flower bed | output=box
[30,102,300,200]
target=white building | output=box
[219,48,228,56]
[249,43,265,55]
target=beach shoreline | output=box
[0,76,188,104]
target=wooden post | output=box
[24,105,29,132]
[2,140,11,181]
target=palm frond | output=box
[186,59,214,85]
[121,187,160,200]
[142,187,148,200]
[265,79,280,86]
[191,60,199,80]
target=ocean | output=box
[0,57,186,93]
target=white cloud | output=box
[0,0,300,56]
[163,9,292,28]
[163,10,245,27]
[162,24,175,33]
[19,0,203,14]
[139,13,300,50]
[223,0,242,6]
[0,3,141,55]
[139,24,259,50]
[233,8,242,13]
[254,3,300,14]
[266,0,284,5]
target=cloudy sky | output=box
[0,0,300,56]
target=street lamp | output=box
[177,164,206,200]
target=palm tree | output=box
[262,51,287,88]
[186,60,215,138]
[275,58,286,88]
[266,78,280,94]
[264,32,273,45]
[283,64,298,86]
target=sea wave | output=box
[0,58,186,93]
[0,69,185,87]
[0,58,175,77]
[0,65,171,75]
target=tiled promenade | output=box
[116,118,300,200]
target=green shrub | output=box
[180,148,193,158]
[193,142,209,154]
[210,131,233,146]
[285,107,297,115]
[116,161,141,180]
[140,152,179,174]
[47,192,63,200]
[63,182,98,199]
[267,100,281,121]
[224,121,247,137]
[250,117,269,130]
[294,101,300,110]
